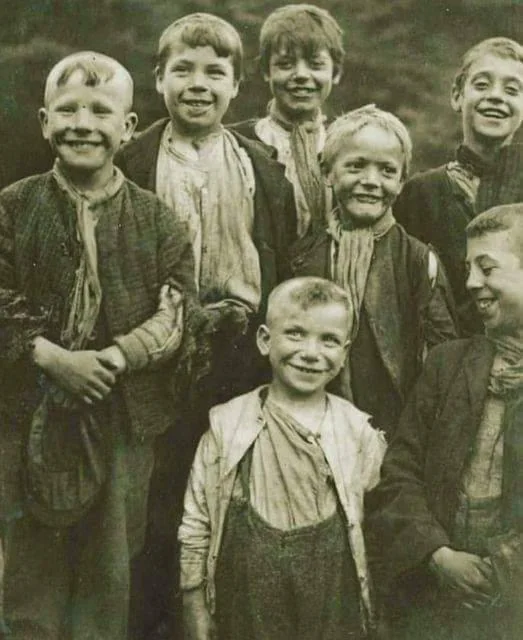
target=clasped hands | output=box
[430,546,498,610]
[32,337,126,406]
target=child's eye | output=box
[93,106,112,115]
[481,266,495,276]
[285,328,305,339]
[323,336,342,347]
[505,84,521,97]
[274,59,294,70]
[170,65,189,75]
[57,105,75,114]
[208,68,227,78]
[382,166,399,177]
[473,80,489,91]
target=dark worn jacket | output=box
[367,337,495,588]
[0,173,195,480]
[116,118,297,312]
[394,144,523,335]
[290,223,458,435]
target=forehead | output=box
[335,124,404,162]
[164,43,235,67]
[272,300,349,330]
[466,53,523,83]
[269,43,333,62]
[47,70,131,107]
[467,230,523,264]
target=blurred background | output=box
[0,0,522,187]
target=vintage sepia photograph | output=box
[0,1,522,638]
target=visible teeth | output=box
[477,299,493,310]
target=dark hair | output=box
[453,37,523,95]
[259,4,344,78]
[267,276,351,325]
[156,13,243,81]
[44,51,133,109]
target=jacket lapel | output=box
[118,119,168,191]
[463,335,495,430]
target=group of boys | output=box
[0,3,522,640]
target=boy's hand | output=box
[97,345,127,375]
[429,546,495,608]
[32,337,116,405]
[183,587,216,640]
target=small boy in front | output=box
[0,52,194,638]
[291,105,458,436]
[233,4,344,239]
[395,37,523,335]
[179,276,386,640]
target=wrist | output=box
[31,336,61,371]
[429,546,451,571]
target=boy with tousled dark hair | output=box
[232,4,344,240]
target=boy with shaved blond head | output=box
[179,276,386,640]
[0,51,194,638]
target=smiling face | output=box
[326,124,404,226]
[39,71,136,190]
[466,230,523,337]
[452,53,523,155]
[156,44,239,138]
[265,45,339,123]
[257,301,349,401]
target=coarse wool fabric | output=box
[394,143,523,336]
[214,447,364,640]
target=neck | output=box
[170,118,222,144]
[57,161,114,193]
[267,381,327,416]
[269,99,321,128]
[464,134,512,163]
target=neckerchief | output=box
[53,161,125,350]
[327,207,395,342]
[268,100,326,234]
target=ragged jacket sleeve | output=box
[0,187,49,370]
[109,194,196,372]
[365,345,452,590]
[178,428,219,591]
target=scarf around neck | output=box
[328,207,395,342]
[268,100,327,234]
[53,161,125,349]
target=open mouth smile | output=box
[290,363,326,374]
[477,108,509,119]
[475,297,496,312]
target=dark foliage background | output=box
[0,0,522,187]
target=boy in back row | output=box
[233,4,343,240]
[395,37,523,335]
[0,52,194,638]
[179,277,386,640]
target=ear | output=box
[231,79,240,100]
[38,108,49,140]
[122,112,138,143]
[332,67,342,86]
[155,67,164,95]
[256,324,271,357]
[450,84,462,113]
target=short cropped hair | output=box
[259,4,344,77]
[156,13,243,81]
[453,37,523,95]
[44,51,134,111]
[321,104,412,179]
[466,204,523,263]
[266,276,351,326]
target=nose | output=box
[466,263,484,291]
[300,337,321,361]
[72,106,94,130]
[485,81,505,102]
[360,165,380,186]
[293,59,311,81]
[188,69,208,92]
